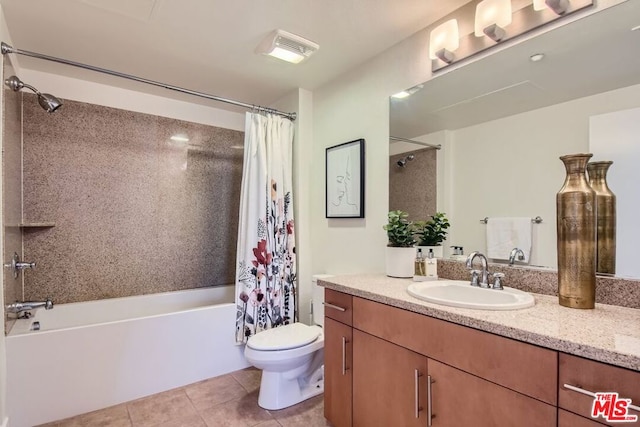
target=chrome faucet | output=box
[509,248,526,266]
[5,298,53,314]
[466,251,490,288]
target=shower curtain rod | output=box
[389,136,441,150]
[0,42,297,121]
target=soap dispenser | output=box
[426,249,438,280]
[413,249,426,281]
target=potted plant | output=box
[414,212,450,259]
[383,210,416,277]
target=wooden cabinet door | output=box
[429,359,556,427]
[352,329,428,427]
[324,317,352,427]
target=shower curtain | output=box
[235,112,296,344]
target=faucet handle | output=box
[492,272,505,290]
[469,270,481,287]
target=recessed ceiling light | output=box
[530,53,545,62]
[256,29,319,64]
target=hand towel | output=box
[486,217,532,262]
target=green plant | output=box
[415,212,450,246]
[383,210,416,247]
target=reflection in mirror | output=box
[389,145,437,223]
[389,1,640,278]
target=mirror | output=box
[389,1,640,278]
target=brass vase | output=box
[557,153,596,309]
[587,161,616,275]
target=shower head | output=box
[396,154,415,167]
[4,75,63,113]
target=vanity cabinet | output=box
[324,288,639,427]
[559,353,640,426]
[323,289,353,427]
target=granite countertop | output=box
[319,274,640,371]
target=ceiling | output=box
[0,0,469,111]
[390,0,640,138]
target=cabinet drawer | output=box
[353,297,557,405]
[559,409,606,427]
[324,289,352,325]
[559,353,639,426]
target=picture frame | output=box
[326,138,365,218]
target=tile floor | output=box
[40,367,332,427]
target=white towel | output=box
[486,217,532,262]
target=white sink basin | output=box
[407,280,535,311]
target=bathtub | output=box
[5,286,249,427]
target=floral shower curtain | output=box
[235,112,296,344]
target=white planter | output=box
[416,245,444,259]
[386,246,416,278]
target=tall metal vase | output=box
[587,161,616,275]
[557,153,596,309]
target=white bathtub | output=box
[5,286,249,427]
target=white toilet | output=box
[244,274,331,410]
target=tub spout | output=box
[5,298,53,313]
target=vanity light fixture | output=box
[255,29,319,64]
[475,0,512,42]
[429,0,593,73]
[429,19,459,64]
[534,0,570,15]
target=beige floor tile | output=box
[231,367,262,394]
[200,391,275,427]
[55,403,132,427]
[147,413,207,427]
[271,396,331,427]
[184,374,247,411]
[128,388,197,427]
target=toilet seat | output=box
[246,323,321,351]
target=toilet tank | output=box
[311,274,333,327]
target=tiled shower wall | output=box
[389,147,437,221]
[2,58,23,320]
[21,94,244,304]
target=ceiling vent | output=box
[256,29,319,64]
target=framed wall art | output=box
[325,138,365,218]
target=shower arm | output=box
[0,42,297,121]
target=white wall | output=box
[444,83,640,268]
[590,107,640,278]
[311,19,437,276]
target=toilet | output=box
[244,274,331,410]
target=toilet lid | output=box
[246,322,321,351]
